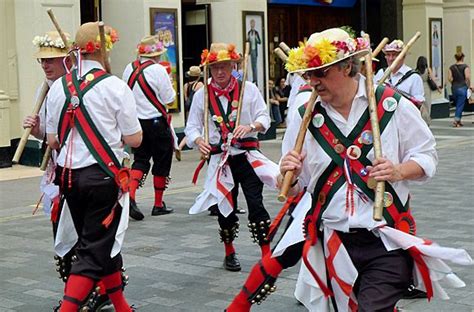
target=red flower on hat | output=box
[201,49,209,64]
[307,55,322,68]
[138,45,146,54]
[334,40,349,53]
[229,51,240,60]
[207,52,218,63]
[85,41,96,53]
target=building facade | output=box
[0,0,473,167]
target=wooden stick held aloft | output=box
[235,42,250,128]
[363,33,385,221]
[372,37,389,59]
[98,21,111,73]
[201,65,210,160]
[12,82,49,164]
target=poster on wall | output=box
[150,8,180,112]
[429,18,443,87]
[242,11,266,98]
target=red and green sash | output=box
[58,69,122,179]
[127,59,168,120]
[208,80,241,142]
[301,85,414,231]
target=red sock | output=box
[260,244,270,258]
[59,274,94,312]
[226,254,283,312]
[102,271,131,312]
[224,242,235,256]
[129,170,144,200]
[153,176,167,207]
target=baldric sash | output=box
[127,59,169,120]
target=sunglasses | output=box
[308,66,332,78]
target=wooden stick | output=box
[274,47,288,62]
[372,37,389,59]
[363,33,385,221]
[12,82,49,164]
[279,42,291,55]
[278,89,318,202]
[39,145,52,171]
[98,21,111,73]
[202,65,209,159]
[235,42,250,128]
[378,32,421,84]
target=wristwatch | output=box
[249,123,257,132]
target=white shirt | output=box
[185,80,270,155]
[33,79,55,140]
[285,73,308,110]
[283,74,437,232]
[374,64,425,102]
[46,60,142,169]
[122,57,176,119]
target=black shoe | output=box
[402,285,427,299]
[53,300,62,312]
[223,253,241,272]
[236,207,246,214]
[90,294,112,311]
[129,199,144,221]
[151,202,173,216]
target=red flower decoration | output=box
[138,45,145,54]
[85,41,96,53]
[229,51,240,60]
[334,41,349,53]
[307,55,322,68]
[207,52,218,63]
[201,49,209,64]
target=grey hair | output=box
[336,57,361,77]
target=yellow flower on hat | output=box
[286,47,307,72]
[314,39,337,64]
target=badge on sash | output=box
[383,191,394,207]
[212,115,218,121]
[312,113,325,128]
[70,95,80,107]
[382,97,398,112]
[346,145,361,160]
[360,130,373,145]
[85,73,95,82]
[231,100,239,108]
[334,144,345,154]
[367,177,377,189]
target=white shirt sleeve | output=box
[111,78,142,136]
[393,96,437,182]
[146,64,176,105]
[410,73,425,102]
[46,79,67,136]
[246,82,271,132]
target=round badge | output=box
[70,95,80,107]
[216,116,223,123]
[360,130,373,145]
[231,100,239,108]
[360,167,369,177]
[312,113,325,128]
[212,115,218,121]
[318,192,326,205]
[334,144,345,154]
[367,177,377,189]
[383,191,394,207]
[85,73,95,82]
[346,145,362,160]
[382,97,398,112]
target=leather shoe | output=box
[402,285,427,299]
[151,202,174,216]
[129,199,144,221]
[223,253,241,272]
[208,205,219,216]
[236,207,246,214]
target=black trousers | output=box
[55,165,123,280]
[274,229,412,311]
[217,153,270,229]
[132,117,173,177]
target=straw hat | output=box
[382,39,404,53]
[186,66,202,77]
[74,22,119,54]
[137,35,167,57]
[32,31,70,59]
[200,43,241,66]
[285,27,369,73]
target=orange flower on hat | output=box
[201,49,209,65]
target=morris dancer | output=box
[46,22,142,312]
[374,39,424,106]
[226,27,472,312]
[185,43,278,272]
[122,35,176,220]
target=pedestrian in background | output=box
[448,52,471,127]
[416,56,441,126]
[274,77,289,126]
[183,65,204,124]
[268,79,282,125]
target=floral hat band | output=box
[137,35,167,57]
[73,22,119,54]
[383,39,404,53]
[285,27,369,73]
[33,31,71,59]
[200,43,241,66]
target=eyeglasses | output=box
[37,58,56,64]
[308,66,332,78]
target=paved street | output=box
[0,115,473,312]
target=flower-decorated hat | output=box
[186,65,202,77]
[33,31,70,59]
[137,35,167,57]
[286,27,369,73]
[382,39,404,53]
[200,43,241,66]
[74,22,119,54]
